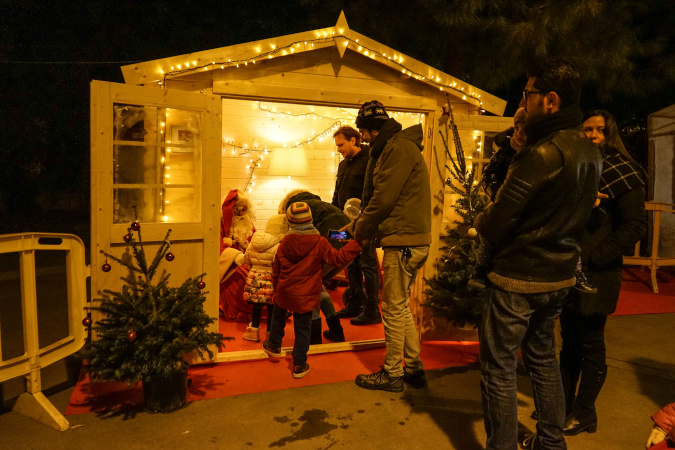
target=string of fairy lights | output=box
[222,102,424,192]
[224,118,345,192]
[154,29,481,196]
[157,32,484,107]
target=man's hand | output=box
[340,220,356,238]
[594,192,609,208]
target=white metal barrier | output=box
[0,233,88,431]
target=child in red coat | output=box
[262,202,364,378]
[647,402,675,449]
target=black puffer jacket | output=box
[475,107,602,291]
[282,191,350,249]
[332,145,370,210]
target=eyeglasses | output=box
[522,89,543,100]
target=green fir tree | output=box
[86,225,229,384]
[423,99,488,328]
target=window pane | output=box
[112,104,202,223]
[114,187,200,223]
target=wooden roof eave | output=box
[120,11,506,116]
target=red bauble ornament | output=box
[197,280,206,289]
[102,263,111,272]
[165,252,175,261]
[123,233,133,243]
[82,317,92,326]
[130,221,140,231]
[126,330,137,342]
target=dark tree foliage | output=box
[423,100,488,328]
[2,0,673,238]
[86,227,229,384]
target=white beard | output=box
[231,215,254,249]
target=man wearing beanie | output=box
[350,100,431,393]
[264,202,364,378]
[474,59,602,449]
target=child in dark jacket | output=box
[262,202,364,378]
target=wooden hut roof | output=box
[121,12,506,116]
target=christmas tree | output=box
[86,224,228,384]
[423,99,488,328]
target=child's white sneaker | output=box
[243,323,260,342]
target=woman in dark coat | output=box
[559,110,648,435]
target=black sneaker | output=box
[335,302,363,319]
[350,307,382,325]
[292,363,310,378]
[262,340,282,357]
[355,368,403,392]
[403,369,428,388]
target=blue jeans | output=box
[269,305,312,367]
[480,286,569,450]
[381,246,428,377]
[346,241,380,306]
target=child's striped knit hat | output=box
[286,202,313,226]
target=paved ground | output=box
[1,312,674,449]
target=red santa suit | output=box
[219,189,255,321]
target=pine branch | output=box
[130,228,149,278]
[99,249,143,275]
[440,122,464,181]
[148,229,172,279]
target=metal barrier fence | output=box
[0,233,88,431]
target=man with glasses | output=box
[474,58,602,449]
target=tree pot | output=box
[142,368,188,413]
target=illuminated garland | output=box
[158,34,484,107]
[224,120,345,192]
[224,101,426,191]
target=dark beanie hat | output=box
[355,100,389,130]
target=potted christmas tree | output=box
[85,223,227,412]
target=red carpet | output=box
[65,341,479,416]
[613,267,675,316]
[218,286,385,351]
[65,268,675,415]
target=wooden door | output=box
[90,81,221,348]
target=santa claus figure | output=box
[221,189,255,251]
[219,189,256,321]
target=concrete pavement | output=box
[1,312,674,449]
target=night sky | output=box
[1,1,672,241]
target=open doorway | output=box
[217,98,425,354]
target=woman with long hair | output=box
[558,109,648,435]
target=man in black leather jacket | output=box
[474,58,602,450]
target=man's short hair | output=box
[528,58,581,109]
[333,126,361,146]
